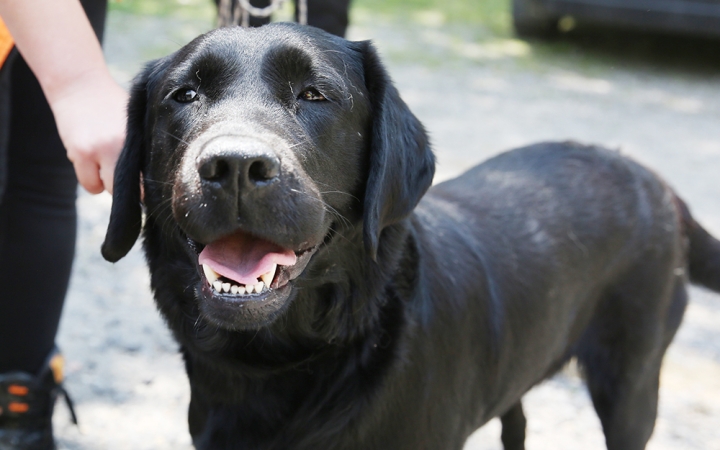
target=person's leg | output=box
[0,54,79,374]
[0,2,107,448]
[298,0,352,37]
[0,0,106,377]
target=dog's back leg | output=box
[575,264,687,450]
[500,401,526,450]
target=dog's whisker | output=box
[147,200,179,238]
[160,129,191,146]
[244,328,261,349]
[324,208,351,229]
[287,188,352,227]
[318,190,359,201]
[143,177,174,187]
[287,135,318,149]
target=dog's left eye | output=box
[299,89,326,102]
[173,88,199,103]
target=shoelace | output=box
[55,385,78,426]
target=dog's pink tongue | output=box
[198,231,297,285]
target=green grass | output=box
[108,0,512,34]
[353,0,511,35]
[108,0,215,21]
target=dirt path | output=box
[54,11,720,449]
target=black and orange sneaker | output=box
[0,348,77,450]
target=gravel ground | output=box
[53,10,720,449]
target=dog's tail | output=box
[676,196,720,292]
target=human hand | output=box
[49,70,128,194]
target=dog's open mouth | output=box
[195,230,316,298]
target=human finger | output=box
[73,158,104,194]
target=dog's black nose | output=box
[199,153,280,189]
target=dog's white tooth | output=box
[256,281,264,293]
[238,285,246,295]
[260,264,276,286]
[202,264,220,284]
[222,283,231,293]
[230,285,239,294]
[213,280,223,292]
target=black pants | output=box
[0,0,107,374]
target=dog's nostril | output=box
[199,158,231,182]
[248,157,280,185]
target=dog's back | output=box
[408,141,718,449]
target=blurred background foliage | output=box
[108,0,512,33]
[106,0,720,75]
[108,0,215,20]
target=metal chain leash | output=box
[217,0,308,28]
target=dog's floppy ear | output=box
[359,42,435,260]
[101,65,155,263]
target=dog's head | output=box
[102,23,434,331]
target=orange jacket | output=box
[0,16,14,68]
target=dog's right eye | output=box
[299,88,326,102]
[173,88,199,103]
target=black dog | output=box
[102,23,720,450]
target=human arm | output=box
[0,0,127,194]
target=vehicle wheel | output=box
[512,0,558,38]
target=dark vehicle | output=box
[513,0,720,38]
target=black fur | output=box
[103,23,720,450]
